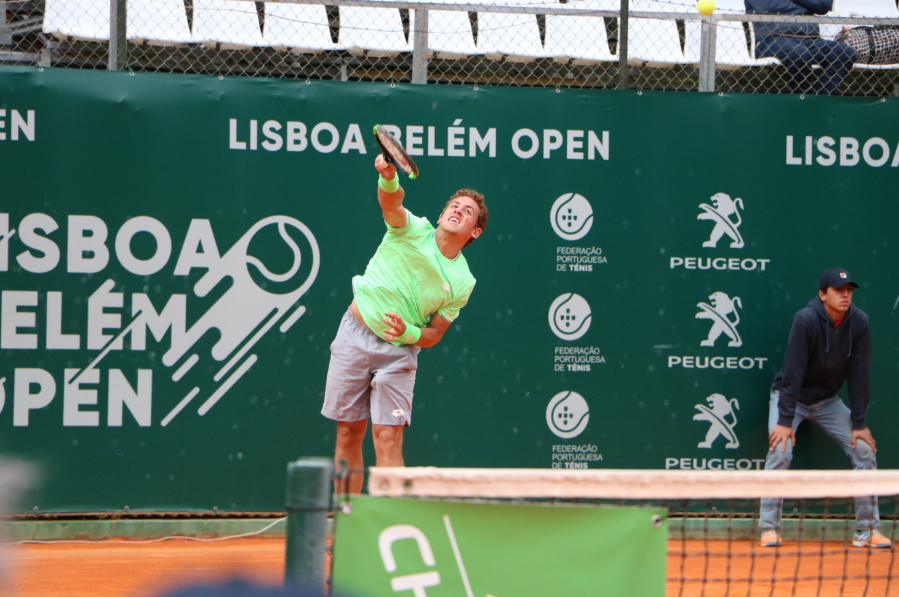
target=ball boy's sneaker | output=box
[760,530,783,547]
[853,530,892,549]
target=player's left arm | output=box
[382,285,472,347]
[846,314,875,450]
[416,313,452,348]
[382,312,451,348]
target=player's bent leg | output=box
[369,347,419,427]
[760,391,800,536]
[811,397,865,460]
[335,419,369,495]
[321,310,377,423]
[811,397,884,540]
[367,333,417,469]
[848,439,881,535]
[372,424,404,467]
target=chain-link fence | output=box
[5,0,899,95]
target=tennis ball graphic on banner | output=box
[549,293,592,340]
[547,391,590,438]
[550,193,593,241]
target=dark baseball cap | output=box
[819,267,859,290]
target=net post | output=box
[412,8,430,85]
[109,0,127,71]
[284,457,333,587]
[616,0,629,90]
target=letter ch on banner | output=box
[379,525,442,595]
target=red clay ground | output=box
[8,537,287,597]
[668,539,899,597]
[5,537,898,597]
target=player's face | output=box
[439,196,482,239]
[819,284,854,315]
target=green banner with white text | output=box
[0,66,897,512]
[333,496,666,597]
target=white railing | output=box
[35,0,899,91]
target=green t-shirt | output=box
[353,209,476,346]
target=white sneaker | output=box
[853,530,892,549]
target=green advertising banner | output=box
[0,66,897,512]
[333,496,666,597]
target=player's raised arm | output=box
[382,311,451,348]
[375,155,407,229]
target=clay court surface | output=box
[4,537,897,596]
[669,540,899,597]
[8,538,287,597]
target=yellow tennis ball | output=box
[697,0,715,15]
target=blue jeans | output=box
[756,35,857,96]
[760,391,880,531]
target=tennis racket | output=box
[373,124,419,180]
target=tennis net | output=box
[336,468,899,597]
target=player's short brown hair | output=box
[442,189,488,247]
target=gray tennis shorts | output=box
[321,310,421,426]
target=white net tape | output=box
[368,467,899,499]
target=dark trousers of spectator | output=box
[756,35,857,95]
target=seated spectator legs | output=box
[757,35,814,93]
[809,39,856,95]
[757,34,856,95]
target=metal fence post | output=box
[0,2,11,47]
[109,0,127,71]
[698,14,717,92]
[617,0,629,90]
[412,8,429,84]
[285,457,333,587]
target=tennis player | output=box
[321,155,488,494]
[760,268,891,548]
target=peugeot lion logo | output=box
[693,393,740,449]
[698,193,744,249]
[550,193,593,241]
[696,292,742,347]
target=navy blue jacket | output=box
[771,297,872,430]
[744,0,832,38]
